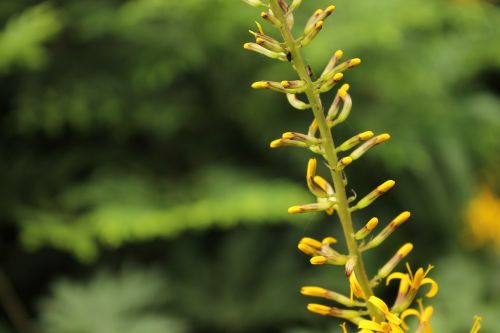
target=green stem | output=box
[269,0,382,322]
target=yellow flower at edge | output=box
[400,299,433,333]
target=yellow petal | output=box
[386,272,407,286]
[421,278,439,298]
[400,308,420,330]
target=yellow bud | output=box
[349,58,362,67]
[288,205,302,214]
[281,80,291,88]
[377,180,395,192]
[314,9,323,15]
[358,131,374,140]
[338,83,350,98]
[376,133,391,143]
[300,237,322,249]
[243,43,252,49]
[322,236,337,245]
[392,211,411,226]
[301,286,327,297]
[334,49,343,59]
[307,303,331,316]
[307,158,317,179]
[282,132,294,139]
[333,73,344,81]
[315,20,324,30]
[256,37,265,45]
[340,156,352,166]
[310,256,328,265]
[298,243,317,256]
[251,81,268,89]
[366,217,379,230]
[325,5,336,14]
[270,139,282,148]
[397,243,414,257]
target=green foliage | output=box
[19,168,312,261]
[38,268,186,333]
[0,3,62,73]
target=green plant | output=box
[241,0,482,332]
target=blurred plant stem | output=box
[0,267,35,333]
[269,0,382,322]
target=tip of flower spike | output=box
[334,49,343,59]
[307,303,331,316]
[301,286,327,297]
[349,58,362,67]
[251,81,268,89]
[310,256,328,265]
[288,205,302,214]
[393,211,411,226]
[367,217,379,230]
[325,5,336,14]
[315,20,324,30]
[377,180,395,192]
[270,139,282,148]
[397,243,414,257]
[333,73,344,81]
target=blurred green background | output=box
[0,0,499,332]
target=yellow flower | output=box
[386,263,438,312]
[470,316,482,333]
[400,299,433,333]
[465,186,500,251]
[358,320,403,333]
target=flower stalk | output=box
[268,0,382,321]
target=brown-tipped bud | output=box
[300,20,324,47]
[281,80,306,89]
[286,93,310,110]
[288,201,334,214]
[243,42,288,61]
[353,180,395,211]
[304,5,336,35]
[260,10,282,28]
[316,72,344,93]
[336,131,374,152]
[282,132,321,145]
[313,176,334,195]
[269,138,307,149]
[336,157,353,171]
[254,34,284,53]
[331,93,352,126]
[307,303,331,315]
[302,286,365,308]
[321,49,344,77]
[310,256,328,265]
[308,118,319,137]
[354,217,379,240]
[361,211,410,251]
[307,159,329,198]
[371,243,414,286]
[349,133,391,160]
[345,256,357,277]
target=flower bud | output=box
[336,131,374,152]
[243,42,288,61]
[352,180,395,211]
[286,93,310,110]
